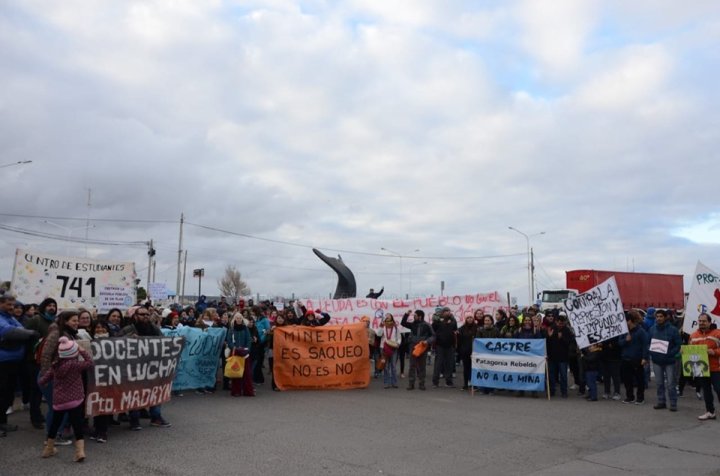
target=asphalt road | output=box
[2,372,719,476]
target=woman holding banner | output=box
[476,315,500,395]
[500,315,519,339]
[457,314,478,390]
[268,312,288,391]
[377,314,400,389]
[226,313,254,397]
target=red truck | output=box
[566,269,684,310]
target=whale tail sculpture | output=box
[313,248,357,299]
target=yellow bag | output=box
[224,355,245,379]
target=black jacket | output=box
[546,325,572,362]
[401,314,435,347]
[457,323,478,356]
[432,317,458,348]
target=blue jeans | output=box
[39,379,68,438]
[549,361,568,397]
[383,351,398,386]
[653,362,678,407]
[585,370,598,400]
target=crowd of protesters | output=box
[2,289,720,464]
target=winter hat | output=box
[57,336,79,359]
[305,309,316,317]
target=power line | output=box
[0,223,148,247]
[0,212,177,224]
[1,212,528,261]
[184,221,526,260]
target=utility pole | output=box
[85,188,92,257]
[152,259,156,283]
[530,247,535,304]
[176,213,184,303]
[181,250,188,305]
[193,268,204,301]
[147,239,155,296]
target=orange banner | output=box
[273,323,370,390]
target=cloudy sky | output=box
[1,0,719,304]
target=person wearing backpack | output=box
[23,297,58,430]
[39,309,80,446]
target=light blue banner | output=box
[470,338,546,391]
[161,326,227,390]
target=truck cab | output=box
[539,289,578,311]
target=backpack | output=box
[33,337,46,365]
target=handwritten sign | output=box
[161,327,227,390]
[300,293,507,330]
[470,338,546,391]
[683,261,720,334]
[85,336,184,416]
[273,323,370,390]
[10,249,136,311]
[149,283,169,300]
[563,276,628,349]
[650,338,669,354]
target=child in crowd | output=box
[582,344,602,402]
[38,336,95,462]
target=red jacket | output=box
[690,328,720,373]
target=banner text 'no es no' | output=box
[273,323,370,390]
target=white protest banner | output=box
[300,292,508,330]
[10,249,136,311]
[149,283,169,300]
[683,261,720,334]
[562,276,628,349]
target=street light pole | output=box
[380,247,402,296]
[44,220,95,256]
[408,261,428,298]
[0,160,32,169]
[380,248,420,297]
[508,227,545,306]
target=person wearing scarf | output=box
[377,314,401,389]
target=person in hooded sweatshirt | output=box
[642,307,657,387]
[648,309,681,411]
[618,310,649,404]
